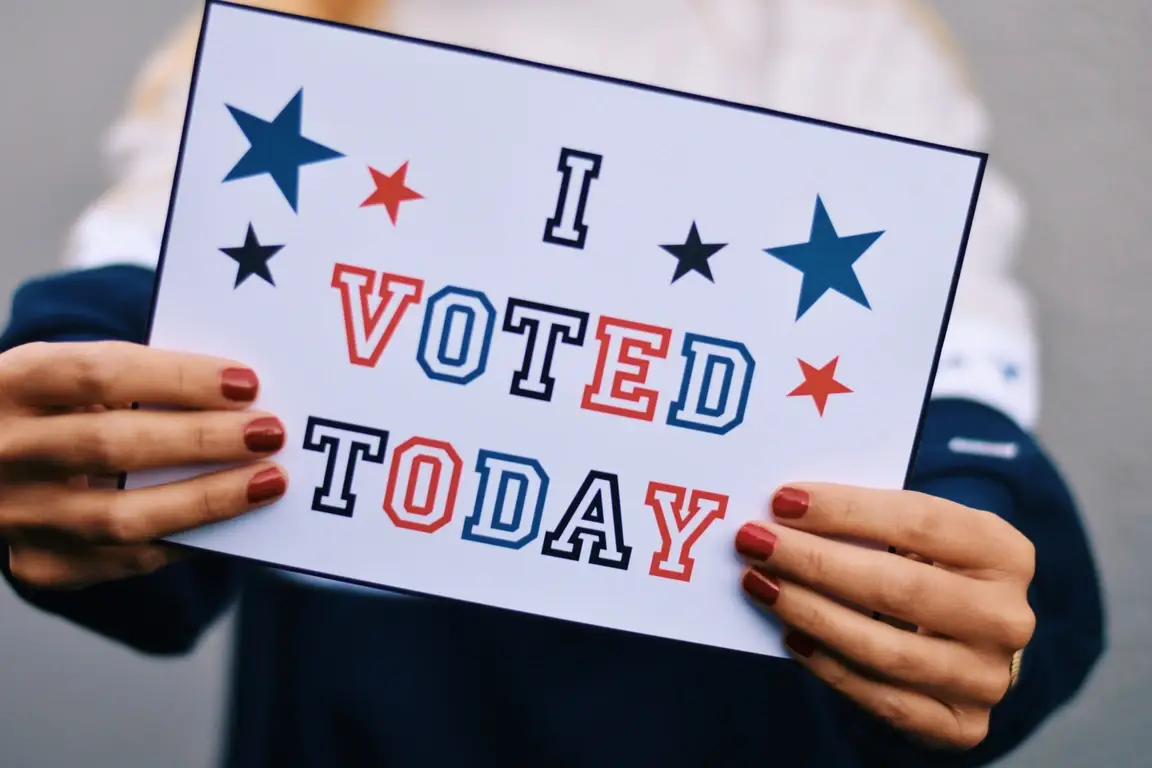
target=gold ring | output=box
[1008,648,1025,689]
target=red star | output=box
[787,356,853,416]
[361,161,423,224]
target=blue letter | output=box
[461,450,550,549]
[417,286,495,384]
[666,333,755,435]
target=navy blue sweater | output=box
[1,266,1105,767]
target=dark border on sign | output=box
[902,157,988,494]
[124,0,988,656]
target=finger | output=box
[0,341,261,410]
[735,523,1035,648]
[779,628,991,752]
[767,483,1033,574]
[883,549,931,631]
[0,410,286,471]
[893,548,932,566]
[8,542,191,590]
[2,463,288,545]
[741,569,1011,707]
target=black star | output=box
[220,224,284,288]
[659,222,727,284]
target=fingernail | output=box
[735,523,777,561]
[248,467,286,505]
[772,487,810,519]
[742,570,781,606]
[785,630,817,658]
[244,417,285,453]
[222,367,259,402]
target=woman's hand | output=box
[0,341,288,589]
[736,483,1036,751]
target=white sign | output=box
[127,0,984,658]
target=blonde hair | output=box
[124,0,386,125]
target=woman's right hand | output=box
[0,341,288,590]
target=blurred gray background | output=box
[0,1,1147,765]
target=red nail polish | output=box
[244,417,285,453]
[248,467,286,504]
[222,368,259,402]
[742,570,781,606]
[735,523,777,561]
[773,487,810,519]
[785,631,817,658]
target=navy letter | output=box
[542,470,632,570]
[543,148,602,249]
[302,416,389,517]
[503,298,589,401]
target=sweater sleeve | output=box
[0,265,241,656]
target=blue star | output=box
[764,196,885,320]
[224,89,343,211]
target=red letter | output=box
[332,263,424,367]
[384,437,462,533]
[645,482,728,582]
[581,316,672,421]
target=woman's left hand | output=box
[735,483,1036,751]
